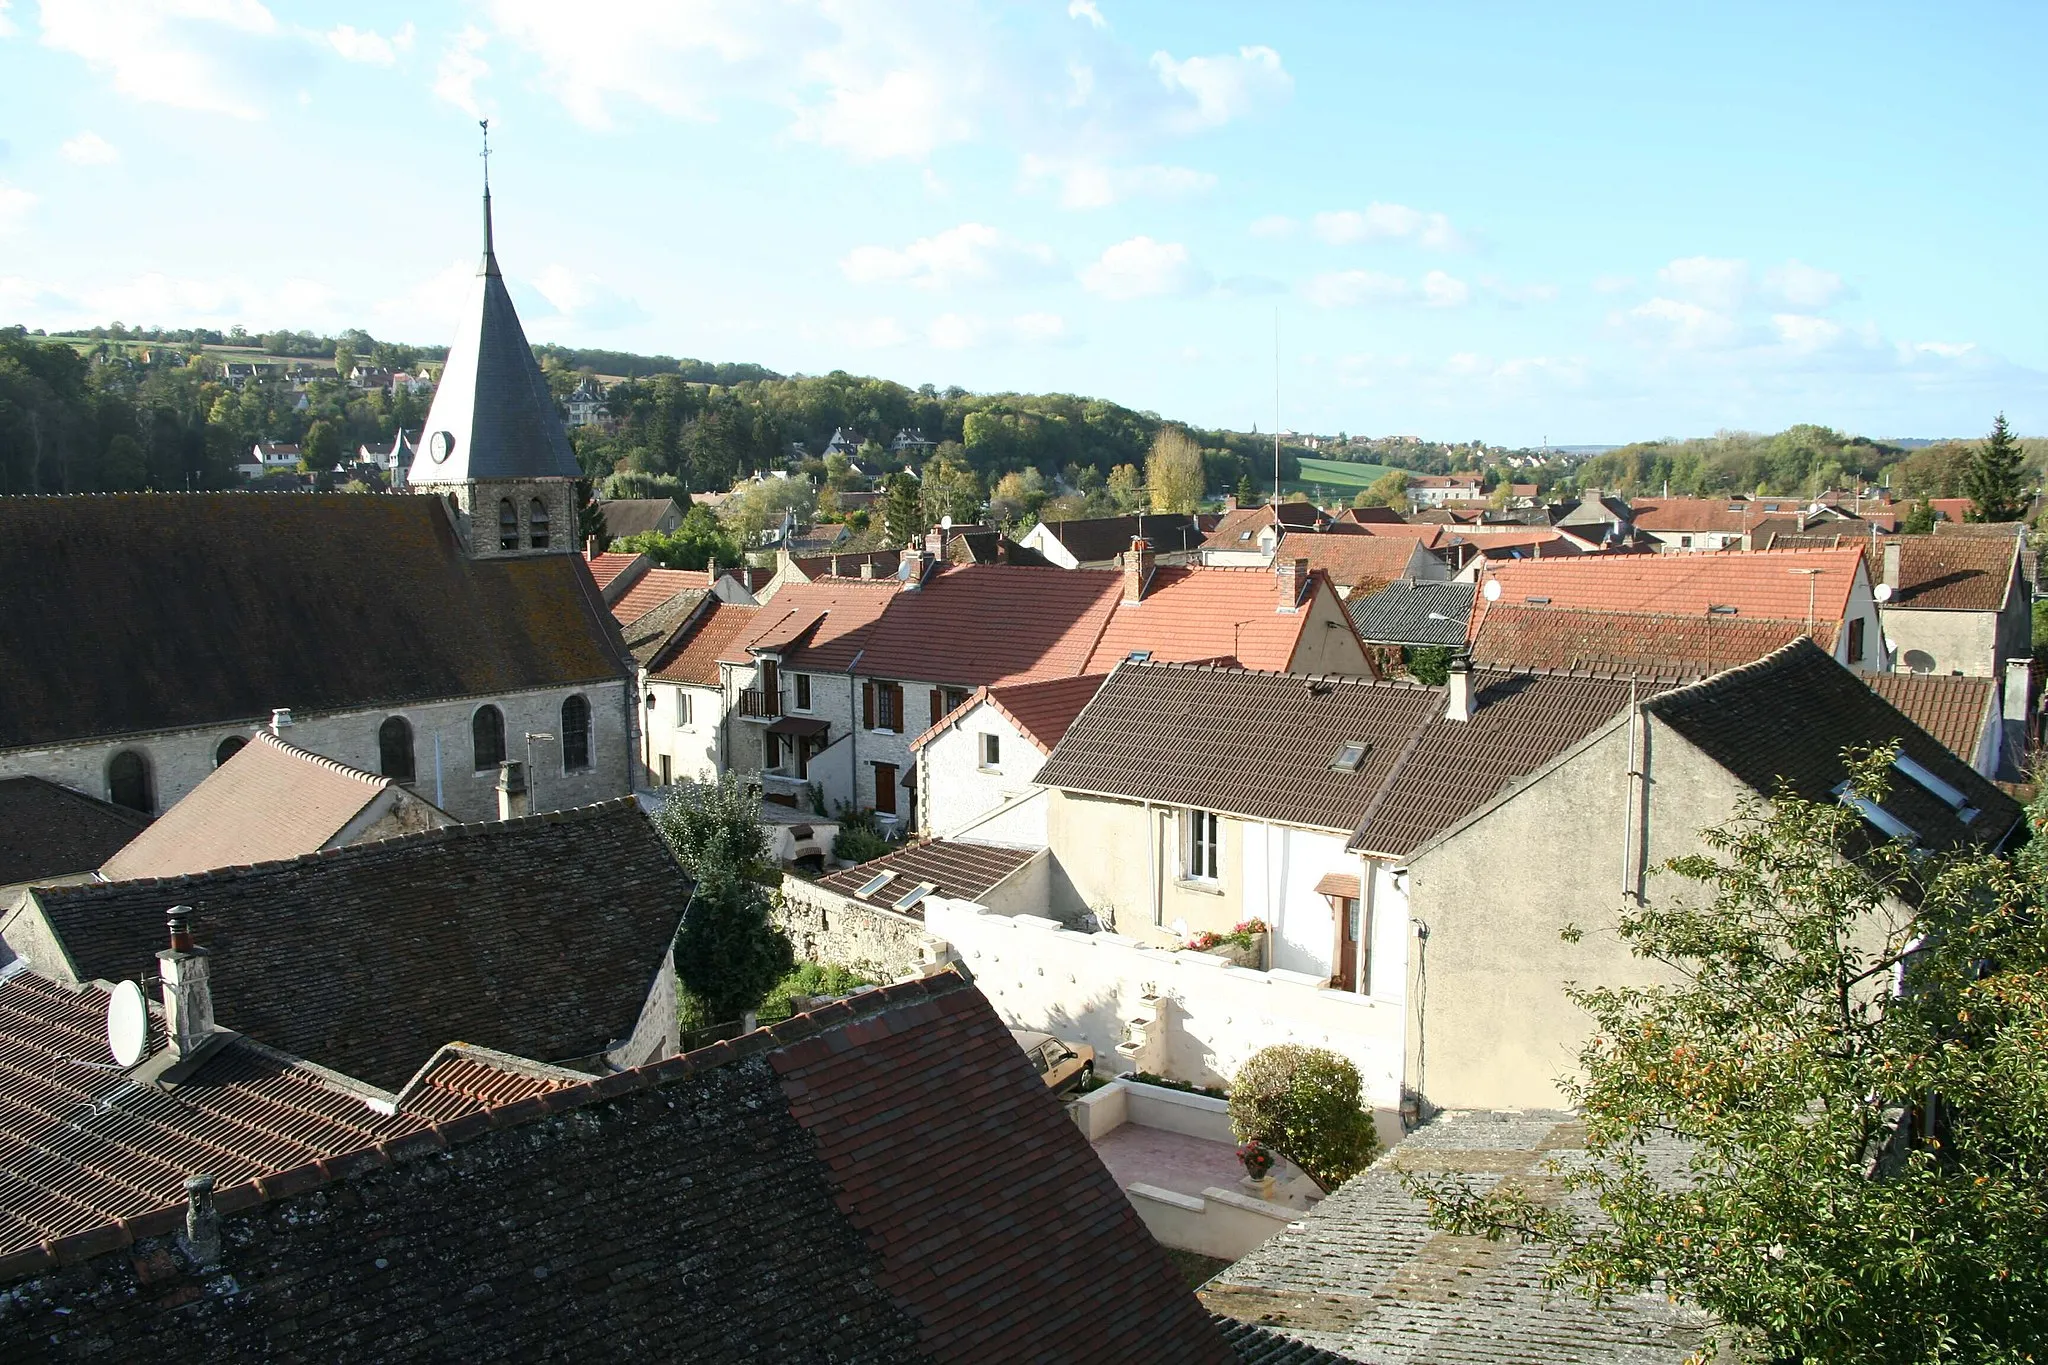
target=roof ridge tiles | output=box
[248,729,392,789]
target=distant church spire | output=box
[479,119,498,278]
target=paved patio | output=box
[1091,1124,1248,1200]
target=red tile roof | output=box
[1471,547,1866,637]
[1083,564,1354,674]
[1866,672,1998,763]
[1276,534,1432,592]
[911,673,1107,754]
[1930,497,1974,523]
[1628,498,1784,534]
[853,565,1124,687]
[649,600,761,685]
[1352,522,1452,549]
[1886,535,2018,611]
[610,567,706,624]
[724,576,901,671]
[1200,503,1327,550]
[584,551,641,590]
[1471,603,1835,679]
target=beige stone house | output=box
[1875,533,2030,678]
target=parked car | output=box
[1011,1029,1094,1095]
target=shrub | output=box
[1405,645,1455,687]
[833,824,893,864]
[673,870,794,1024]
[757,961,876,1023]
[1229,1045,1380,1190]
[654,773,769,881]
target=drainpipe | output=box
[1144,799,1160,928]
[1621,683,1642,903]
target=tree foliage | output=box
[1146,424,1205,513]
[1966,412,2029,524]
[673,869,795,1024]
[1404,645,1455,686]
[611,504,744,570]
[1229,1044,1381,1189]
[1355,469,1412,509]
[1410,752,2048,1363]
[652,773,770,882]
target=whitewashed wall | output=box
[919,703,1048,839]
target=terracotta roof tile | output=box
[912,673,1109,754]
[1275,534,1431,592]
[1471,547,1866,636]
[1886,535,2018,611]
[1084,565,1356,674]
[1470,604,1835,680]
[649,600,761,686]
[855,565,1124,686]
[816,840,1039,915]
[1628,497,1790,533]
[583,550,641,590]
[0,779,150,885]
[1865,673,1999,765]
[724,577,900,671]
[1352,522,1451,549]
[609,567,706,624]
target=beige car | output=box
[1011,1030,1095,1096]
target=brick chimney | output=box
[158,907,215,1059]
[1276,556,1307,613]
[497,760,529,820]
[1122,536,1155,604]
[901,539,934,591]
[1444,656,1474,722]
[1224,493,1239,512]
[1882,540,1901,591]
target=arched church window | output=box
[529,497,551,549]
[473,705,506,771]
[499,499,519,550]
[109,750,153,813]
[561,694,591,771]
[214,735,247,767]
[379,715,416,783]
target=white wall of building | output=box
[640,678,725,787]
[918,703,1048,839]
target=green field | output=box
[1284,456,1402,496]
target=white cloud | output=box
[0,0,16,37]
[926,311,1073,350]
[1010,311,1069,344]
[59,130,118,164]
[1080,235,1205,300]
[326,22,413,66]
[1020,153,1214,209]
[530,264,649,330]
[1149,44,1291,131]
[1419,270,1469,308]
[1913,340,1976,359]
[1311,203,1463,251]
[433,26,490,115]
[841,223,1056,290]
[0,181,37,233]
[1625,296,1743,349]
[789,63,975,161]
[1771,313,1843,353]
[372,258,475,331]
[1304,269,1471,309]
[1066,0,1104,27]
[39,0,280,119]
[1656,256,1751,311]
[1248,214,1295,238]
[1765,259,1844,308]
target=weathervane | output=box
[480,118,491,191]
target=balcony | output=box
[736,687,784,721]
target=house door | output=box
[873,762,897,816]
[1332,897,1359,992]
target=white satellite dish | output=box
[1873,583,1894,603]
[106,980,148,1068]
[1481,579,1503,602]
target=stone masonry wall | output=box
[774,876,933,979]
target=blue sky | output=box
[2,1,2043,445]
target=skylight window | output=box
[856,870,896,898]
[1834,782,1917,843]
[1707,604,1739,615]
[891,881,937,912]
[1524,595,1551,605]
[1237,531,1254,542]
[1331,742,1369,772]
[1892,753,1977,822]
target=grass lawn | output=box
[1163,1247,1234,1289]
[1284,456,1401,497]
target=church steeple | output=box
[411,126,579,559]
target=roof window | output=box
[1834,782,1917,843]
[856,870,896,898]
[891,881,938,912]
[1126,650,1152,663]
[1523,595,1551,604]
[1892,752,1977,822]
[1707,604,1739,615]
[1331,742,1369,771]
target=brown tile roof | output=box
[649,600,761,686]
[0,778,150,885]
[1628,497,1784,534]
[912,673,1108,754]
[1201,503,1327,550]
[2,969,1234,1364]
[1646,639,2023,850]
[583,550,642,590]
[0,495,628,751]
[816,839,1039,916]
[1038,513,1207,562]
[29,801,687,1091]
[1084,565,1354,674]
[793,548,901,579]
[609,566,706,624]
[1886,535,2018,611]
[724,576,901,671]
[1470,603,1836,680]
[1339,505,1408,525]
[1277,533,1431,592]
[854,565,1124,687]
[1353,522,1452,549]
[617,588,710,666]
[1471,546,1866,635]
[1865,673,1998,766]
[100,733,419,882]
[596,498,683,539]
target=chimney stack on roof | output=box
[269,708,292,735]
[860,560,876,579]
[1444,656,1474,722]
[1276,556,1307,613]
[158,907,216,1060]
[1122,536,1155,604]
[924,525,946,561]
[183,1174,221,1266]
[497,759,529,821]
[902,539,935,591]
[585,535,598,558]
[1882,540,1902,591]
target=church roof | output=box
[411,191,581,485]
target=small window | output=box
[214,735,248,767]
[1126,650,1152,663]
[1892,753,1974,820]
[891,881,937,912]
[873,683,902,732]
[1834,782,1916,842]
[677,691,693,726]
[658,754,672,786]
[561,694,591,771]
[529,497,550,549]
[378,715,415,783]
[794,674,812,711]
[473,705,506,771]
[498,498,519,551]
[982,733,1001,768]
[1847,617,1866,664]
[1184,809,1221,882]
[1332,742,1369,771]
[108,749,152,813]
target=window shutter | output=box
[863,680,875,729]
[930,688,943,727]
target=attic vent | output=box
[1892,753,1977,823]
[1331,742,1369,772]
[1707,604,1740,615]
[891,881,938,912]
[1523,595,1551,605]
[856,870,896,898]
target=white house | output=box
[910,674,1105,843]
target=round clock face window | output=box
[429,430,455,463]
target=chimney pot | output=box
[1882,540,1901,591]
[1444,656,1474,722]
[269,708,292,734]
[158,906,216,1059]
[183,1174,220,1266]
[497,760,529,821]
[584,535,597,558]
[860,560,876,579]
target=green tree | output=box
[1901,497,1936,535]
[1404,645,1455,686]
[613,504,743,571]
[1146,425,1205,513]
[1230,1045,1381,1189]
[919,444,982,527]
[1235,472,1257,506]
[1965,412,2029,523]
[1411,752,2048,1363]
[883,471,922,546]
[652,772,770,881]
[1355,469,1411,509]
[673,869,796,1024]
[1105,463,1144,512]
[300,419,342,472]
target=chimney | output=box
[1224,493,1239,512]
[269,707,292,735]
[1122,536,1154,604]
[1882,540,1901,591]
[497,759,529,820]
[1444,656,1474,722]
[860,559,876,579]
[2003,656,2032,770]
[585,535,598,558]
[1276,556,1307,613]
[923,525,946,561]
[158,907,216,1059]
[901,540,934,591]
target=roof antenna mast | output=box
[479,118,494,261]
[1272,307,1281,508]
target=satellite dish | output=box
[1873,583,1894,603]
[1482,579,1503,602]
[106,980,148,1068]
